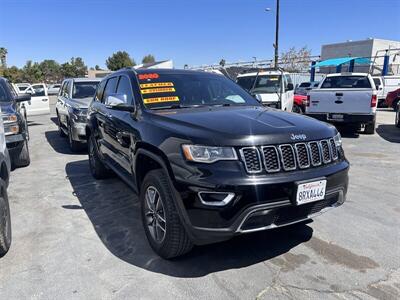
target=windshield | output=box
[137,72,260,109]
[321,76,371,89]
[251,75,282,94]
[236,76,256,91]
[72,82,99,99]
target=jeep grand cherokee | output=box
[86,68,349,259]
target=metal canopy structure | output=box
[311,57,372,68]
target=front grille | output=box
[240,138,340,174]
[240,147,262,173]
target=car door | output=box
[56,80,70,127]
[95,76,119,164]
[24,84,50,116]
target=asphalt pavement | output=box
[0,98,399,299]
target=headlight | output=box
[3,114,18,124]
[71,108,87,122]
[182,145,238,163]
[333,132,342,148]
[4,125,19,135]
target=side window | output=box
[115,76,133,104]
[65,81,71,97]
[0,84,8,101]
[102,77,118,103]
[284,75,293,91]
[58,82,65,96]
[95,80,106,102]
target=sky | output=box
[1,0,400,69]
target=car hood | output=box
[69,98,92,109]
[149,106,336,146]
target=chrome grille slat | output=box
[239,147,262,174]
[294,143,310,169]
[261,146,280,172]
[239,138,340,174]
[278,144,297,171]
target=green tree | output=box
[142,54,156,64]
[40,59,61,83]
[3,66,23,82]
[106,51,135,71]
[95,65,101,70]
[60,57,88,78]
[22,60,43,82]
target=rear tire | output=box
[12,140,30,168]
[392,99,399,111]
[395,105,400,128]
[0,179,11,257]
[140,169,193,259]
[364,120,376,135]
[88,134,112,179]
[292,104,303,114]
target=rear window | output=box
[299,82,311,88]
[321,76,371,89]
[373,78,381,87]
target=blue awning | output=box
[312,57,372,68]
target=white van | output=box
[236,70,294,111]
[372,75,400,107]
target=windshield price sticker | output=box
[140,87,176,94]
[140,82,174,89]
[143,96,180,104]
[138,73,159,80]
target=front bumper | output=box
[70,121,87,142]
[172,160,349,245]
[6,133,26,154]
[306,113,375,124]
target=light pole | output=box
[266,0,280,69]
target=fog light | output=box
[198,192,235,206]
[5,125,19,135]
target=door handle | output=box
[42,99,48,102]
[335,93,343,97]
[335,100,343,104]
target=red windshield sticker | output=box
[138,73,159,80]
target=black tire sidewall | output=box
[0,179,11,256]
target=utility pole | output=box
[274,0,280,69]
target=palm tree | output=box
[0,47,7,68]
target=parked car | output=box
[56,78,101,151]
[292,94,307,114]
[395,101,400,128]
[0,105,12,257]
[47,84,61,95]
[14,83,31,94]
[23,83,50,116]
[0,78,31,169]
[86,68,349,259]
[385,87,400,111]
[373,75,400,108]
[306,73,377,134]
[295,81,319,96]
[236,70,294,111]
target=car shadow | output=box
[65,159,314,278]
[50,117,58,126]
[376,124,400,143]
[335,125,360,138]
[45,130,86,155]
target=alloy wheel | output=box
[0,189,10,245]
[144,186,166,243]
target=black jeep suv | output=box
[86,69,349,259]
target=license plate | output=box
[296,179,327,205]
[328,113,344,120]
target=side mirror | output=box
[287,83,294,91]
[15,94,31,102]
[106,94,135,112]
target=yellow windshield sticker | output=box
[143,96,179,104]
[140,82,174,89]
[141,87,176,94]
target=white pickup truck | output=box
[306,73,377,134]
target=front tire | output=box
[140,169,193,259]
[0,179,11,257]
[395,105,400,128]
[88,134,112,179]
[68,122,83,152]
[12,140,30,169]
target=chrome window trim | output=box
[239,146,263,174]
[278,144,297,171]
[261,145,281,173]
[294,143,311,169]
